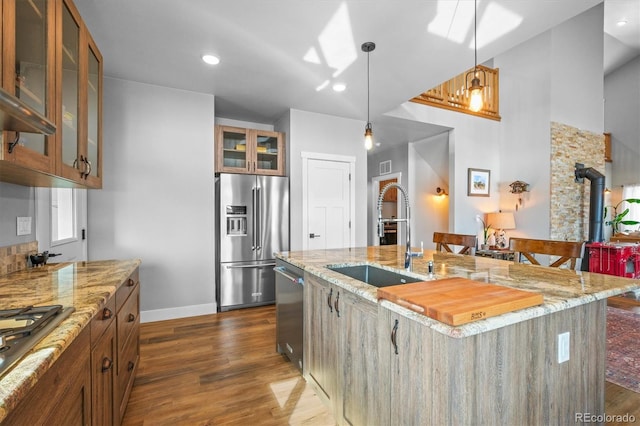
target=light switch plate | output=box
[17,216,32,236]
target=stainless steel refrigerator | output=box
[215,173,289,311]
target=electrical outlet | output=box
[16,217,32,236]
[558,332,570,363]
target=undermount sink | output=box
[327,264,422,288]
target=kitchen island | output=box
[0,259,141,424]
[276,245,640,425]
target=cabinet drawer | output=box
[91,296,116,345]
[117,321,139,422]
[116,268,139,312]
[117,283,140,353]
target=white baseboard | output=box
[140,303,217,323]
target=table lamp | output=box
[486,212,516,249]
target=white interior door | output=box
[305,158,351,250]
[35,188,88,262]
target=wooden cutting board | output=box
[377,277,544,326]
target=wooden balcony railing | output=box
[410,64,501,121]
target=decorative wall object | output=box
[468,168,490,197]
[509,180,530,210]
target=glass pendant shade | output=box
[364,125,373,150]
[469,77,484,112]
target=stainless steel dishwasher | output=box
[275,259,304,372]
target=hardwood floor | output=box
[121,306,334,425]
[123,300,640,425]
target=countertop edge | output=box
[276,250,640,338]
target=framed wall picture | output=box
[468,168,490,197]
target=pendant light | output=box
[362,42,375,150]
[466,0,485,112]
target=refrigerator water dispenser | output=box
[226,205,247,236]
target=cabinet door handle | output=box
[102,307,113,320]
[72,158,78,169]
[334,291,340,318]
[84,158,92,178]
[391,319,399,355]
[247,161,250,171]
[101,357,113,372]
[128,313,136,322]
[327,288,333,313]
[128,278,135,287]
[128,361,135,372]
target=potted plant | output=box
[475,215,493,250]
[605,198,640,235]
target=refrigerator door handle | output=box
[256,186,262,251]
[226,263,276,269]
[251,187,257,251]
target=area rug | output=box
[607,306,640,393]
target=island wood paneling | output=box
[378,299,606,425]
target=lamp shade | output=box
[486,212,516,230]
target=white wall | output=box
[605,56,640,187]
[385,103,501,239]
[409,133,450,249]
[88,77,216,321]
[286,109,367,250]
[549,3,605,134]
[494,3,604,240]
[383,4,605,242]
[0,182,35,246]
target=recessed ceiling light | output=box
[202,54,220,65]
[617,19,628,27]
[332,83,346,92]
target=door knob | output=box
[309,233,321,239]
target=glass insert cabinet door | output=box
[85,40,101,181]
[4,0,55,169]
[255,131,281,173]
[219,127,249,171]
[60,0,80,173]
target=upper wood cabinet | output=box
[56,0,103,188]
[215,125,285,176]
[1,0,57,175]
[0,0,102,188]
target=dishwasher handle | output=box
[274,266,304,284]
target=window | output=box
[620,184,640,232]
[51,188,76,245]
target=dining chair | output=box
[509,238,584,269]
[433,232,477,255]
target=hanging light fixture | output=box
[466,0,485,112]
[362,41,375,150]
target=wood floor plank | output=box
[121,306,335,426]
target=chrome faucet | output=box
[377,182,423,270]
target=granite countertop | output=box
[0,259,141,423]
[276,245,640,338]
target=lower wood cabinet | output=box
[2,326,92,425]
[304,274,339,403]
[116,279,140,422]
[304,271,607,425]
[340,292,380,426]
[4,266,140,426]
[304,273,380,425]
[91,317,117,425]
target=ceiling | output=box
[75,0,638,152]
